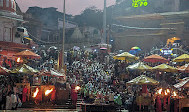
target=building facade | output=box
[0,0,30,60]
[24,7,101,50]
[113,0,189,52]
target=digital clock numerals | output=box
[132,0,148,8]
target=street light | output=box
[62,0,65,69]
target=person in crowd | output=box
[0,85,3,109]
[71,84,77,108]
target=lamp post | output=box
[62,0,65,69]
[102,0,106,44]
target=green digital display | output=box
[132,0,148,8]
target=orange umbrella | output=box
[143,54,168,63]
[14,49,40,59]
[177,64,189,73]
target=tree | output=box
[73,6,103,29]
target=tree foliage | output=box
[72,0,168,30]
[73,6,103,29]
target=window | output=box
[17,28,24,32]
[0,0,3,7]
[6,0,9,7]
[4,27,12,42]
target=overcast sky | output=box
[16,0,116,15]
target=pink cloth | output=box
[163,96,167,109]
[174,100,178,112]
[156,96,162,112]
[71,88,77,106]
[22,87,27,102]
[167,96,170,111]
[142,85,148,93]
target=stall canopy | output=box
[127,75,159,85]
[50,69,65,77]
[143,54,168,63]
[0,66,10,75]
[177,64,189,73]
[173,54,189,62]
[40,69,65,77]
[126,62,152,71]
[174,77,189,88]
[14,49,40,59]
[153,64,178,73]
[113,52,139,62]
[11,64,39,74]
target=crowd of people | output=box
[64,45,188,111]
[0,42,188,111]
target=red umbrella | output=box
[14,49,40,59]
[143,54,168,63]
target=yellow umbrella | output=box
[127,75,159,85]
[173,54,189,62]
[153,64,178,72]
[127,62,153,71]
[11,64,39,74]
[113,52,139,62]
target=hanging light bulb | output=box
[158,88,162,95]
[173,91,177,97]
[16,57,21,63]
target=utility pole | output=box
[107,25,110,53]
[62,0,65,69]
[102,0,107,44]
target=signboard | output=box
[160,49,173,55]
[132,0,148,8]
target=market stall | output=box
[14,49,40,59]
[127,75,159,111]
[126,62,153,72]
[143,54,168,63]
[153,64,178,73]
[113,52,139,62]
[173,54,189,62]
